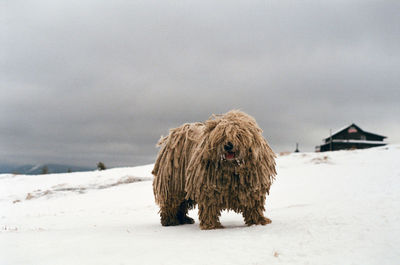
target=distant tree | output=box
[67,168,72,173]
[97,162,106,171]
[41,166,48,174]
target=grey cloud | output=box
[1,0,399,167]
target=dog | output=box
[152,110,276,229]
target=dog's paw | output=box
[200,222,224,230]
[161,218,181,226]
[259,217,272,225]
[180,215,195,224]
[245,216,272,226]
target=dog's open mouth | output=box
[224,151,236,160]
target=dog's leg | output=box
[198,203,223,230]
[159,198,194,226]
[159,197,185,226]
[159,204,181,226]
[242,202,272,226]
[177,201,195,224]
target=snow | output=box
[1,146,400,265]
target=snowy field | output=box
[1,146,399,265]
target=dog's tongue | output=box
[226,152,235,159]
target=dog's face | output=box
[186,110,276,196]
[203,110,269,166]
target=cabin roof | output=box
[323,123,387,141]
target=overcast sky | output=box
[1,0,399,168]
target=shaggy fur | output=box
[152,110,276,230]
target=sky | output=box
[1,0,399,168]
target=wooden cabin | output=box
[315,123,387,152]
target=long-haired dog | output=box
[152,110,276,229]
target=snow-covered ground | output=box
[1,146,399,265]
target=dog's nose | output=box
[224,142,233,152]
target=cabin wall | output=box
[318,124,386,152]
[318,142,386,152]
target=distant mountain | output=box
[0,164,17,174]
[0,164,94,175]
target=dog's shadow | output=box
[135,219,251,232]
